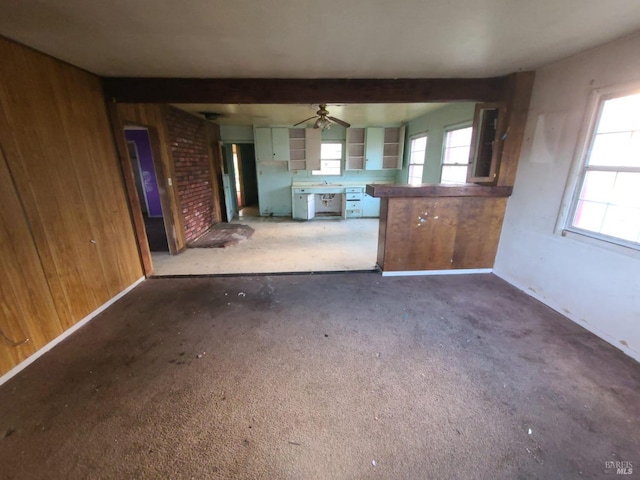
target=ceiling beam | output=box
[101,77,508,104]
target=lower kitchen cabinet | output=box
[362,193,381,217]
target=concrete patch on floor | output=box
[187,223,254,249]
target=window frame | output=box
[440,122,473,185]
[311,141,343,176]
[407,133,428,185]
[558,82,640,252]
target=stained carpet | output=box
[0,273,638,479]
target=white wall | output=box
[220,125,254,142]
[494,33,640,361]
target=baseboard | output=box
[0,276,145,387]
[494,271,640,363]
[381,268,493,277]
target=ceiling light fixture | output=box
[199,111,223,121]
[294,104,350,130]
[314,116,331,130]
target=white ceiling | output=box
[3,1,640,126]
[174,103,449,126]
[1,0,640,78]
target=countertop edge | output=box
[365,184,513,198]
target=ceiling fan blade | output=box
[293,115,318,127]
[327,116,351,128]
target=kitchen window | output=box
[441,125,472,184]
[312,142,342,176]
[408,134,427,185]
[564,88,640,249]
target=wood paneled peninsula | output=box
[367,184,513,274]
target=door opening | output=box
[124,128,169,252]
[231,143,259,218]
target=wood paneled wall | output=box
[377,197,508,271]
[0,38,143,376]
[205,122,224,226]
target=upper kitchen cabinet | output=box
[346,126,405,170]
[255,127,290,162]
[288,128,321,171]
[467,102,506,184]
[345,128,366,170]
[382,126,405,169]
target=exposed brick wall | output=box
[166,106,219,243]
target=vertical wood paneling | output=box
[376,198,389,268]
[0,38,142,375]
[497,72,536,187]
[106,103,154,274]
[0,147,64,373]
[451,198,506,268]
[379,196,507,271]
[205,122,224,225]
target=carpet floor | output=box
[0,273,638,479]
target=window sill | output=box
[560,227,640,259]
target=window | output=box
[408,135,427,185]
[566,90,640,248]
[312,142,342,176]
[441,126,472,184]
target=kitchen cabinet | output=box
[288,128,321,171]
[467,102,506,184]
[346,126,405,171]
[291,183,387,220]
[346,128,366,170]
[292,190,315,220]
[382,126,405,169]
[344,187,363,218]
[362,193,381,217]
[255,127,290,162]
[365,127,385,170]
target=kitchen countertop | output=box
[365,183,513,198]
[291,181,392,189]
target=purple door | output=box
[125,129,163,217]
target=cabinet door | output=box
[305,128,322,171]
[467,102,506,184]
[271,128,290,161]
[365,127,384,170]
[362,194,381,217]
[255,128,273,163]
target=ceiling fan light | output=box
[315,117,331,130]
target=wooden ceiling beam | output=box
[101,77,508,104]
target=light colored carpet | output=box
[152,217,379,275]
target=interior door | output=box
[222,174,236,221]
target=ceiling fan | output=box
[293,104,351,129]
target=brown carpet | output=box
[0,273,638,479]
[188,223,254,249]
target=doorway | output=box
[230,143,259,218]
[124,128,169,252]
